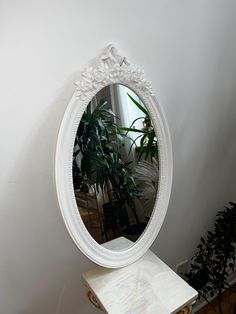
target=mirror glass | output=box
[72,84,159,250]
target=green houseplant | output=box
[120,93,158,161]
[73,98,141,234]
[185,202,236,314]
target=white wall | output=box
[1,1,236,313]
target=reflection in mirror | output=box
[72,84,159,249]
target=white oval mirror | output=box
[55,45,173,268]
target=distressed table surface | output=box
[82,237,197,314]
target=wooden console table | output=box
[82,237,198,314]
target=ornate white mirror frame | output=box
[55,45,173,268]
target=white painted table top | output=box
[82,237,198,314]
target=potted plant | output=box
[73,98,142,239]
[184,202,236,314]
[120,93,158,161]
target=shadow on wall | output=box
[152,69,236,267]
[0,73,98,314]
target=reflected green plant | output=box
[73,98,140,226]
[119,93,158,161]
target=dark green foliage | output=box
[73,98,139,225]
[119,93,158,161]
[73,99,123,189]
[185,202,236,313]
